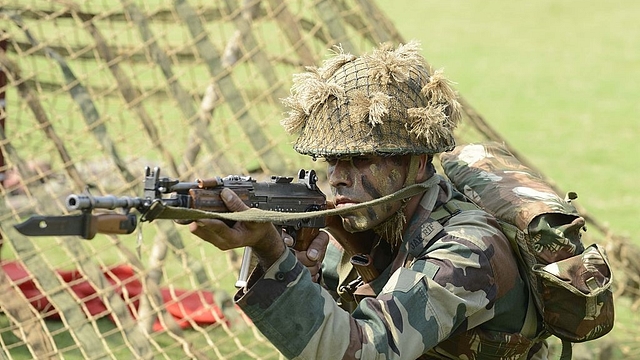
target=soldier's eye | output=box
[351,156,373,167]
[323,157,339,166]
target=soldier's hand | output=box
[188,188,286,269]
[284,230,330,283]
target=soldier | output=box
[188,41,547,359]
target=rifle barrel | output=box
[66,194,147,211]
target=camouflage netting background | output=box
[0,1,637,359]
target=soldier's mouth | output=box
[334,196,358,208]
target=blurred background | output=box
[0,0,637,358]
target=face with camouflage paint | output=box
[327,155,412,232]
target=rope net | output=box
[0,0,635,359]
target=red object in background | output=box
[1,261,225,332]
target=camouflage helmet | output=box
[281,40,462,158]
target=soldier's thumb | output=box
[220,188,249,212]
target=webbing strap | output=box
[520,291,539,339]
[559,340,573,360]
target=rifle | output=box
[14,166,328,287]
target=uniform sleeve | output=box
[235,212,522,360]
[235,250,355,359]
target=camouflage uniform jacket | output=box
[235,175,549,359]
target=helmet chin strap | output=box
[403,155,422,188]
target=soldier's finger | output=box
[281,231,294,247]
[306,231,329,262]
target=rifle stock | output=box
[323,209,374,257]
[324,205,379,283]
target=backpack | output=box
[438,141,614,359]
